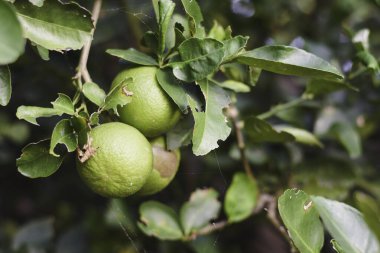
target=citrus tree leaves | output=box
[101,78,133,114]
[237,45,344,80]
[0,0,25,65]
[273,126,323,147]
[106,48,158,66]
[49,119,77,157]
[304,79,358,98]
[189,79,231,156]
[138,201,183,240]
[16,106,61,125]
[173,38,224,82]
[312,196,380,253]
[0,66,11,106]
[82,82,106,107]
[180,189,221,236]
[224,173,258,223]
[278,189,324,253]
[13,0,93,51]
[17,140,64,178]
[180,0,205,38]
[245,117,295,143]
[51,93,75,115]
[156,0,175,55]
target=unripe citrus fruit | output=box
[137,137,180,196]
[111,67,181,138]
[76,122,153,198]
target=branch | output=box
[228,105,255,179]
[75,0,102,83]
[184,220,228,241]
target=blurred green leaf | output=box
[331,123,362,159]
[49,119,78,156]
[156,68,189,113]
[217,80,250,93]
[166,115,194,150]
[352,29,370,51]
[304,79,358,97]
[82,82,106,107]
[16,106,60,125]
[278,189,324,253]
[157,0,175,55]
[14,0,93,51]
[208,20,226,41]
[331,239,345,253]
[173,38,224,82]
[36,44,50,60]
[51,93,75,115]
[180,0,205,38]
[105,199,138,235]
[189,79,231,156]
[245,117,295,143]
[222,36,249,62]
[102,77,133,114]
[17,140,64,178]
[354,192,380,241]
[237,45,344,80]
[180,189,221,235]
[0,66,11,106]
[0,0,25,64]
[224,172,258,223]
[106,48,158,66]
[274,125,323,147]
[138,201,183,240]
[29,0,45,7]
[312,196,380,253]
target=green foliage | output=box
[106,48,159,66]
[0,66,11,106]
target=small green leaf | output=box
[14,0,93,51]
[312,196,380,253]
[29,0,45,7]
[189,79,231,156]
[157,0,176,55]
[102,78,133,114]
[237,45,344,80]
[224,172,258,223]
[166,115,194,150]
[82,82,106,107]
[70,115,89,148]
[331,239,345,253]
[180,189,221,235]
[16,106,60,125]
[106,48,158,66]
[217,80,250,93]
[273,125,323,147]
[352,29,369,51]
[51,93,75,115]
[36,44,50,61]
[156,68,188,113]
[331,123,362,159]
[357,50,380,73]
[304,79,358,97]
[354,192,380,242]
[249,66,262,86]
[49,119,78,156]
[0,0,25,64]
[222,36,249,62]
[245,117,295,143]
[138,201,183,240]
[173,38,224,82]
[0,66,11,106]
[17,140,64,178]
[89,112,99,126]
[208,20,226,41]
[180,0,205,38]
[278,189,324,253]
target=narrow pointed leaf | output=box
[274,126,323,147]
[0,66,11,106]
[189,79,231,156]
[305,79,358,97]
[245,117,295,143]
[237,46,344,80]
[14,0,93,51]
[49,119,78,156]
[106,48,158,66]
[0,0,25,64]
[312,196,380,253]
[157,0,176,54]
[82,82,106,107]
[278,189,324,253]
[17,140,64,178]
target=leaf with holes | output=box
[49,119,78,157]
[102,78,133,114]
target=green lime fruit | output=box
[76,122,153,198]
[137,137,180,196]
[111,66,181,138]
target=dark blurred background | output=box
[1,0,380,252]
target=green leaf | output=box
[167,115,194,150]
[156,68,188,113]
[173,38,224,82]
[273,125,323,147]
[102,78,133,114]
[352,29,369,51]
[304,79,358,97]
[36,44,50,61]
[208,20,226,41]
[180,189,221,235]
[138,201,183,240]
[70,115,89,148]
[106,48,158,66]
[0,0,25,64]
[354,192,380,241]
[157,0,176,54]
[278,189,324,253]
[224,172,258,223]
[312,196,380,253]
[51,93,75,115]
[29,0,45,7]
[331,123,362,159]
[245,117,295,143]
[16,106,60,125]
[357,50,380,73]
[14,0,93,51]
[222,36,249,62]
[82,82,106,107]
[189,79,231,156]
[237,45,344,80]
[49,119,78,156]
[217,80,250,93]
[17,140,64,178]
[0,66,11,106]
[331,239,345,253]
[180,0,205,38]
[249,66,262,86]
